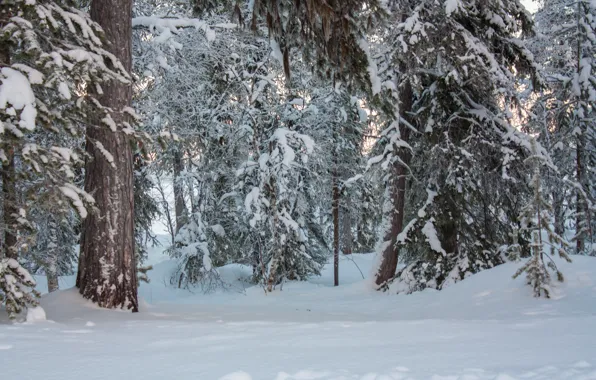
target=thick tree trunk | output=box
[2,149,18,260]
[374,79,413,287]
[76,0,138,311]
[173,149,187,233]
[332,165,340,286]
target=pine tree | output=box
[368,0,543,292]
[76,0,140,311]
[252,0,385,84]
[1,0,138,316]
[0,258,39,319]
[513,139,572,298]
[532,0,596,255]
[26,208,78,293]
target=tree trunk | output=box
[374,78,413,287]
[332,165,340,286]
[341,196,353,255]
[267,176,280,292]
[46,255,59,293]
[76,0,138,311]
[553,188,565,237]
[173,149,187,233]
[576,135,585,254]
[2,148,18,260]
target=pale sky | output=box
[521,0,539,13]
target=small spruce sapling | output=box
[513,139,572,298]
[0,259,40,320]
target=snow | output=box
[357,39,381,95]
[421,218,447,255]
[58,82,71,100]
[59,183,92,218]
[25,306,46,323]
[132,16,215,43]
[445,0,462,17]
[2,246,596,379]
[0,67,38,131]
[270,39,284,66]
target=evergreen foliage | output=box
[513,139,572,297]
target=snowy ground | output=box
[2,244,596,380]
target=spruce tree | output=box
[76,0,141,311]
[531,0,596,255]
[368,0,543,292]
[1,0,138,316]
[513,139,572,297]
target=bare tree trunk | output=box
[375,79,413,287]
[155,177,176,245]
[2,148,18,260]
[577,137,585,253]
[553,189,565,237]
[341,196,353,255]
[173,149,187,233]
[46,255,59,293]
[267,176,280,292]
[77,0,138,311]
[332,165,340,286]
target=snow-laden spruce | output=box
[366,0,548,292]
[529,0,596,256]
[0,0,145,316]
[512,139,572,297]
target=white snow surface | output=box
[2,247,596,380]
[25,306,46,323]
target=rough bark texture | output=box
[173,149,187,234]
[553,189,565,237]
[576,136,584,253]
[2,149,18,260]
[76,0,138,311]
[46,257,59,293]
[375,79,414,287]
[266,176,280,292]
[332,165,340,286]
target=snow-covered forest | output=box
[1,0,595,378]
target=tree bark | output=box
[76,0,138,311]
[374,78,413,287]
[332,165,340,286]
[2,148,18,260]
[553,188,565,237]
[46,255,59,293]
[173,148,187,234]
[576,135,585,253]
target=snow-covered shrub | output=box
[239,127,326,290]
[0,258,39,320]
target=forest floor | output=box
[2,241,596,380]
